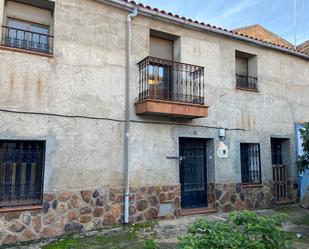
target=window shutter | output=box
[236,57,248,75]
[6,1,51,26]
[150,36,173,61]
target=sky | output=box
[137,0,309,45]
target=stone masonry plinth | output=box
[207,180,297,212]
[0,185,180,246]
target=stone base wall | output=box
[208,182,274,212]
[207,181,298,212]
[0,184,180,246]
[0,181,298,245]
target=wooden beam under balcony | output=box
[135,99,209,119]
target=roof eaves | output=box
[97,0,309,60]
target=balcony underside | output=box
[135,99,209,119]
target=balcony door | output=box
[148,63,171,100]
[149,36,174,100]
[179,138,207,209]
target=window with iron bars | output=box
[0,140,45,208]
[240,143,261,184]
[1,0,54,54]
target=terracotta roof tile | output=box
[124,0,309,56]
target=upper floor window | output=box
[0,140,45,209]
[1,0,54,54]
[235,50,258,91]
[240,143,261,184]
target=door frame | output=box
[179,137,208,209]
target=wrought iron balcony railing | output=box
[1,26,53,54]
[236,74,258,91]
[137,56,205,105]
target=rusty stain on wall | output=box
[23,75,29,99]
[36,76,42,103]
[9,73,14,97]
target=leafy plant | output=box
[179,211,290,249]
[296,122,309,173]
[143,239,157,249]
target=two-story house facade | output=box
[0,0,309,245]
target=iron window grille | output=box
[240,143,261,184]
[1,25,53,54]
[236,74,258,91]
[0,140,45,208]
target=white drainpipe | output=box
[124,8,137,224]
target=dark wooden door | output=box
[271,138,288,202]
[179,138,207,209]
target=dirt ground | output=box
[274,204,309,248]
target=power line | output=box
[293,0,297,47]
[301,0,306,42]
[0,107,246,131]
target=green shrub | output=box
[296,122,309,173]
[143,239,157,249]
[179,211,290,249]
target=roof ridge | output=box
[232,24,261,32]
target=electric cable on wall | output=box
[0,107,246,131]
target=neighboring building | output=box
[297,40,309,54]
[0,0,309,245]
[233,24,294,49]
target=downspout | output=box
[124,8,137,224]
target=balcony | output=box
[236,74,258,92]
[1,26,53,54]
[135,56,209,119]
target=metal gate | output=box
[179,138,207,209]
[273,165,288,202]
[271,138,289,202]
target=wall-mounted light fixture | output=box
[217,128,228,159]
[219,128,226,141]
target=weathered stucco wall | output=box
[129,14,309,185]
[0,0,308,193]
[0,0,128,192]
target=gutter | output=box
[97,0,309,60]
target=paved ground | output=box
[5,204,309,249]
